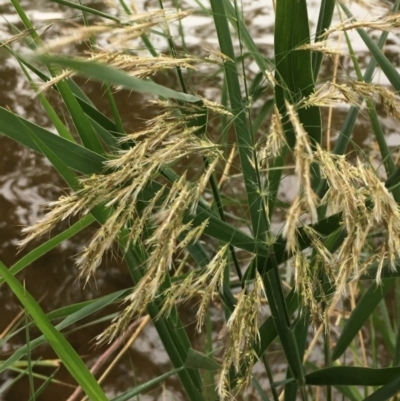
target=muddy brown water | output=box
[0,1,399,400]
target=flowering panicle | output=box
[159,243,229,330]
[40,10,190,53]
[256,105,285,172]
[282,195,304,253]
[279,104,400,311]
[314,147,400,294]
[20,102,223,306]
[322,13,400,38]
[281,103,318,254]
[296,41,348,57]
[298,82,361,109]
[0,28,35,48]
[350,81,400,120]
[217,273,264,400]
[292,243,321,320]
[286,101,318,223]
[299,81,400,120]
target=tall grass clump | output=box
[3,0,400,399]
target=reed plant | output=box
[2,0,400,400]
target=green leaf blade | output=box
[36,55,200,103]
[0,261,108,401]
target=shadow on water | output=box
[0,1,399,400]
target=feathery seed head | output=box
[285,102,318,223]
[322,13,400,38]
[217,272,264,399]
[21,100,222,286]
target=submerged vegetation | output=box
[3,0,400,399]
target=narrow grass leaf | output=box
[57,78,106,153]
[363,376,400,401]
[305,366,400,386]
[0,261,108,401]
[27,369,59,401]
[263,268,304,384]
[19,119,80,189]
[275,0,321,147]
[36,55,200,103]
[49,0,119,21]
[106,86,125,135]
[11,0,105,154]
[335,385,363,401]
[222,0,271,72]
[17,59,74,142]
[332,280,394,361]
[0,215,94,285]
[0,107,106,174]
[210,0,269,241]
[77,96,119,134]
[252,377,271,401]
[90,118,120,149]
[284,314,310,400]
[0,289,126,374]
[256,289,300,357]
[313,0,335,77]
[110,367,184,401]
[252,98,274,135]
[184,348,221,371]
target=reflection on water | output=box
[0,1,399,400]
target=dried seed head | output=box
[292,245,322,321]
[265,69,278,88]
[204,46,234,63]
[39,9,191,53]
[298,82,361,109]
[350,81,400,120]
[299,81,400,120]
[282,194,303,253]
[315,146,400,288]
[285,102,319,224]
[158,243,229,331]
[322,13,400,38]
[21,102,222,287]
[285,143,400,316]
[19,194,85,248]
[0,28,36,48]
[296,41,348,57]
[217,273,264,400]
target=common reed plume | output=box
[256,105,285,168]
[299,81,400,120]
[40,9,190,53]
[296,41,348,57]
[281,104,400,316]
[0,28,35,48]
[20,100,225,339]
[282,101,318,254]
[159,243,229,330]
[319,152,400,294]
[217,272,264,400]
[322,12,400,38]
